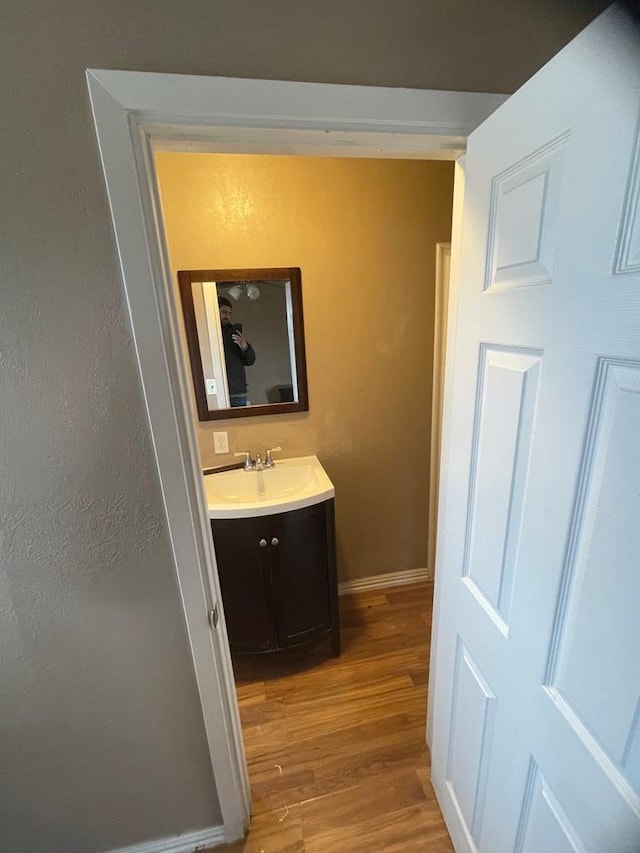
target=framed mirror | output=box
[178,267,309,420]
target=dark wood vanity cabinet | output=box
[211,499,340,656]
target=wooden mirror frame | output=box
[178,267,309,420]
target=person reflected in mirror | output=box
[218,296,256,407]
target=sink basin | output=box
[204,455,335,518]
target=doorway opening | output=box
[152,149,455,846]
[86,68,501,843]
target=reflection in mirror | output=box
[178,268,308,420]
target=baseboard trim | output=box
[106,825,226,853]
[338,567,431,596]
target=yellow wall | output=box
[155,153,454,582]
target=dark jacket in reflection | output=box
[222,324,256,396]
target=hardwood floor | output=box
[214,582,453,852]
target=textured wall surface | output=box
[0,1,605,851]
[156,153,454,581]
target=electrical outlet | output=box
[213,431,229,455]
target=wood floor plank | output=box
[312,739,432,797]
[217,803,305,852]
[221,581,452,850]
[281,683,426,742]
[256,648,424,695]
[300,767,427,836]
[303,803,453,853]
[338,590,392,611]
[245,709,427,782]
[238,696,286,730]
[250,765,318,815]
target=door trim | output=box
[428,242,452,578]
[427,160,466,751]
[86,69,504,843]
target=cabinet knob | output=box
[259,538,268,548]
[271,537,280,547]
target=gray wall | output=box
[0,2,606,851]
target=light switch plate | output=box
[206,378,217,395]
[213,431,229,455]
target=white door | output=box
[430,6,640,852]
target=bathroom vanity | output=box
[204,457,340,656]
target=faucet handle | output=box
[265,446,282,467]
[234,451,254,471]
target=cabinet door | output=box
[210,517,277,652]
[271,503,331,648]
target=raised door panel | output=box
[546,360,640,790]
[211,517,277,652]
[485,136,567,291]
[446,642,496,846]
[463,346,542,632]
[516,764,585,853]
[614,118,640,275]
[271,503,331,647]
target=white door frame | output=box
[427,159,466,752]
[427,241,452,579]
[86,69,505,843]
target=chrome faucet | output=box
[234,451,255,471]
[264,446,282,468]
[234,446,281,471]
